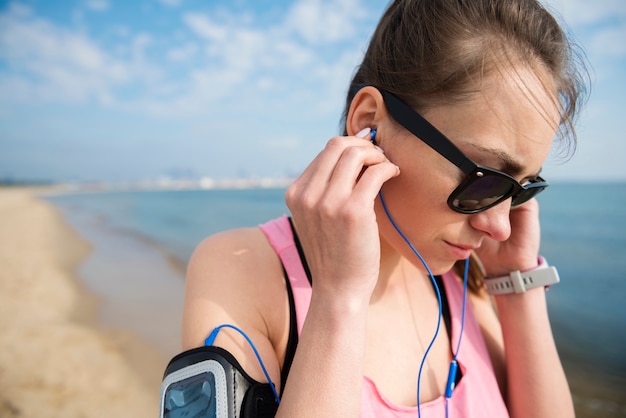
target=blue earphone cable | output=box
[205,323,281,405]
[378,189,469,418]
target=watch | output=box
[484,256,560,295]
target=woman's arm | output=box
[476,199,575,418]
[182,227,287,387]
[276,131,399,417]
[494,285,574,418]
[274,276,371,416]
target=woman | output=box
[181,0,587,416]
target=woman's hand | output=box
[475,198,542,276]
[285,128,399,301]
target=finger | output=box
[293,137,365,187]
[324,144,390,196]
[287,136,379,208]
[352,160,400,202]
[305,126,376,178]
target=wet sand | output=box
[0,187,167,418]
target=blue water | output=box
[47,183,626,384]
[536,183,626,382]
[49,188,289,264]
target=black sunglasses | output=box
[379,89,549,214]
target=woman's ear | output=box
[346,86,386,137]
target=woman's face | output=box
[375,67,559,274]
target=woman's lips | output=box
[444,241,477,260]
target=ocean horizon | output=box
[46,181,626,416]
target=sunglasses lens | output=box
[511,183,548,207]
[451,175,514,212]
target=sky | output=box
[0,0,625,184]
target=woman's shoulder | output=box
[187,225,285,297]
[190,226,275,268]
[182,225,287,349]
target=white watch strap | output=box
[484,257,560,295]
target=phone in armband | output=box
[159,326,280,418]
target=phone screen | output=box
[160,359,229,418]
[163,372,217,417]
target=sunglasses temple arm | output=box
[382,91,476,175]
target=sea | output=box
[46,182,626,415]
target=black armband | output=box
[160,345,279,418]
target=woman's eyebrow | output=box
[467,143,526,176]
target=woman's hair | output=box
[342,0,589,293]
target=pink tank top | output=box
[260,215,509,417]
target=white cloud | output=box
[587,22,626,59]
[0,9,127,103]
[0,0,373,118]
[167,43,198,62]
[284,0,367,44]
[131,33,152,60]
[86,0,110,12]
[542,0,626,60]
[256,77,275,91]
[543,0,626,27]
[182,13,228,42]
[5,2,31,17]
[306,47,367,117]
[171,1,371,116]
[272,39,314,69]
[114,25,130,37]
[157,0,183,7]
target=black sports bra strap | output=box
[288,217,313,285]
[433,274,452,341]
[280,265,298,391]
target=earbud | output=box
[370,128,377,144]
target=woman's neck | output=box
[372,235,431,302]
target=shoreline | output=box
[0,187,166,417]
[47,191,187,358]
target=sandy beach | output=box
[0,187,167,418]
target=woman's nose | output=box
[468,200,512,241]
